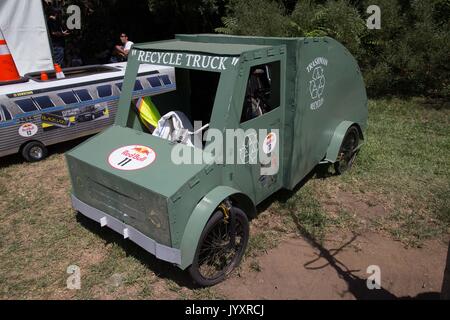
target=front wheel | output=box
[189,206,249,286]
[334,126,359,175]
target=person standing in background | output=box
[111,32,133,62]
[47,7,70,67]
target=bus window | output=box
[147,77,161,87]
[58,91,78,104]
[16,98,38,112]
[74,89,93,102]
[1,105,12,121]
[97,85,112,98]
[134,80,143,91]
[33,96,55,109]
[159,75,171,85]
[116,82,123,91]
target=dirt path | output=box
[217,233,448,299]
[1,134,448,299]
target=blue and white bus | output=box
[0,63,175,161]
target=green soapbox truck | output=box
[66,34,367,286]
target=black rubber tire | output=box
[189,207,249,286]
[21,141,48,162]
[334,126,359,175]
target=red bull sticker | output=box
[262,132,277,154]
[18,123,38,137]
[108,145,156,170]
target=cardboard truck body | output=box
[67,34,367,285]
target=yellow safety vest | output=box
[135,96,161,131]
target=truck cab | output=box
[67,34,367,286]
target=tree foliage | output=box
[46,0,449,98]
[216,0,450,98]
[215,0,290,36]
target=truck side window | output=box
[240,61,280,123]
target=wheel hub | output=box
[29,146,43,159]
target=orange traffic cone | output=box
[54,63,65,79]
[40,71,49,81]
[0,31,20,82]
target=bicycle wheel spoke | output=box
[194,209,249,283]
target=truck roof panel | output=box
[133,40,272,56]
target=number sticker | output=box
[108,145,156,171]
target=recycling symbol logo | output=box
[309,66,326,99]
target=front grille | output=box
[68,158,171,246]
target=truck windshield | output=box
[132,67,221,149]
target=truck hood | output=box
[67,125,206,199]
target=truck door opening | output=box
[132,67,220,148]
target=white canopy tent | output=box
[0,0,54,76]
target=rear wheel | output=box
[189,207,249,286]
[22,141,48,162]
[334,126,359,175]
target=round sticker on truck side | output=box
[18,123,38,137]
[262,132,277,154]
[108,145,156,170]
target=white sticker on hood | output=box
[108,145,156,170]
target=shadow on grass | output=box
[76,212,198,289]
[0,152,24,169]
[0,136,91,169]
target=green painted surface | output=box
[133,40,271,56]
[66,34,367,268]
[325,120,360,163]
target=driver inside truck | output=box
[241,65,272,122]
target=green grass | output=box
[347,98,450,245]
[249,260,262,272]
[255,97,449,247]
[281,185,329,241]
[0,97,448,299]
[246,231,280,257]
